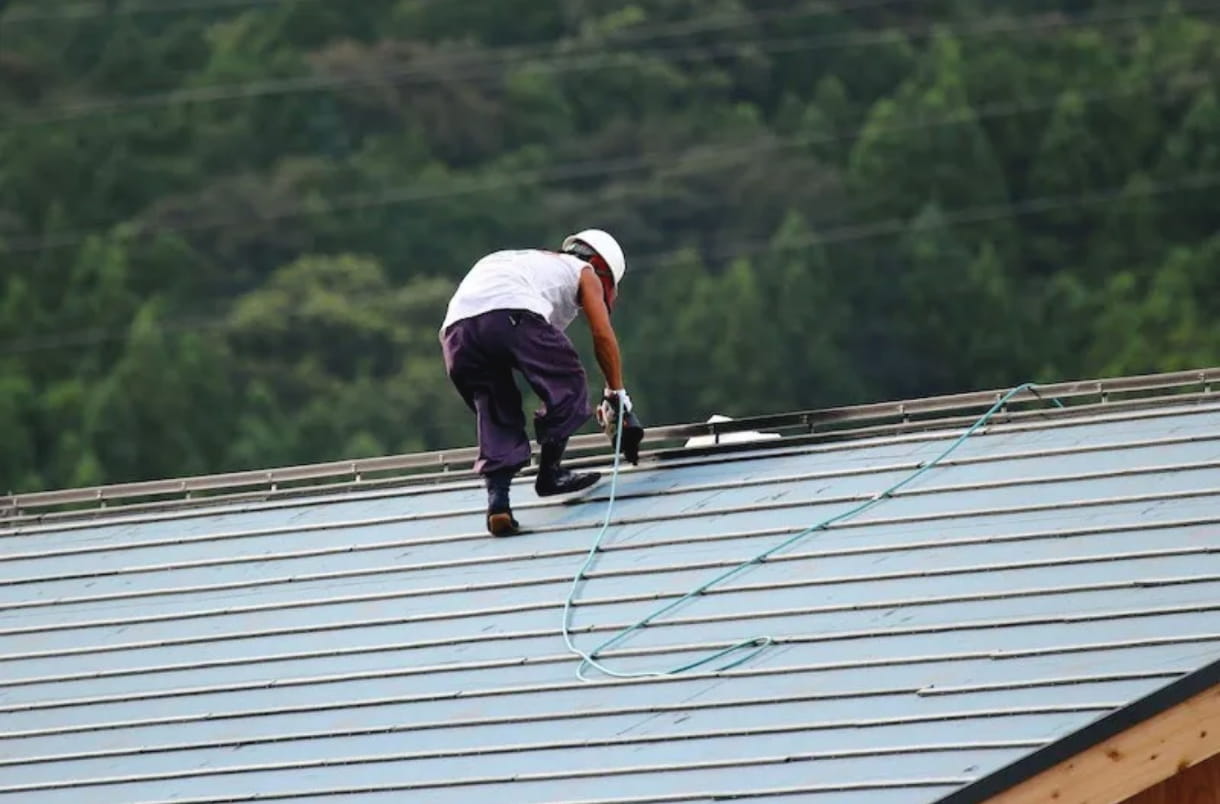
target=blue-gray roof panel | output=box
[2,399,1219,803]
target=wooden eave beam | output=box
[986,682,1220,804]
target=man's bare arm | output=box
[578,268,624,391]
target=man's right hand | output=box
[597,388,632,424]
[597,389,644,464]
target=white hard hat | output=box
[562,229,626,286]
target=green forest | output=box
[1,0,1218,493]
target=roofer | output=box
[440,229,644,537]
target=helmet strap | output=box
[563,241,617,312]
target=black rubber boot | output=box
[535,438,600,497]
[485,469,520,537]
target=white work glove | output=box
[596,388,632,431]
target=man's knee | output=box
[536,384,592,441]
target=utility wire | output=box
[2,0,913,123]
[2,70,1206,256]
[0,0,916,108]
[7,1,1210,127]
[3,172,1216,356]
[0,0,899,26]
[637,171,1220,269]
[0,0,289,24]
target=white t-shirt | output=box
[441,249,588,332]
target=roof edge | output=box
[4,367,1217,520]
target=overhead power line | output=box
[2,70,1207,256]
[0,0,913,110]
[0,0,916,126]
[642,171,1220,269]
[6,1,1211,127]
[0,0,905,32]
[0,0,901,25]
[3,171,1217,357]
[0,0,288,24]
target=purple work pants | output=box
[441,309,592,475]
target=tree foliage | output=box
[1,0,1217,492]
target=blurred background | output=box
[0,0,1217,494]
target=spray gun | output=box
[596,389,645,465]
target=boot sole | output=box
[487,513,520,537]
[535,472,602,498]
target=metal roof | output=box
[2,369,1219,803]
